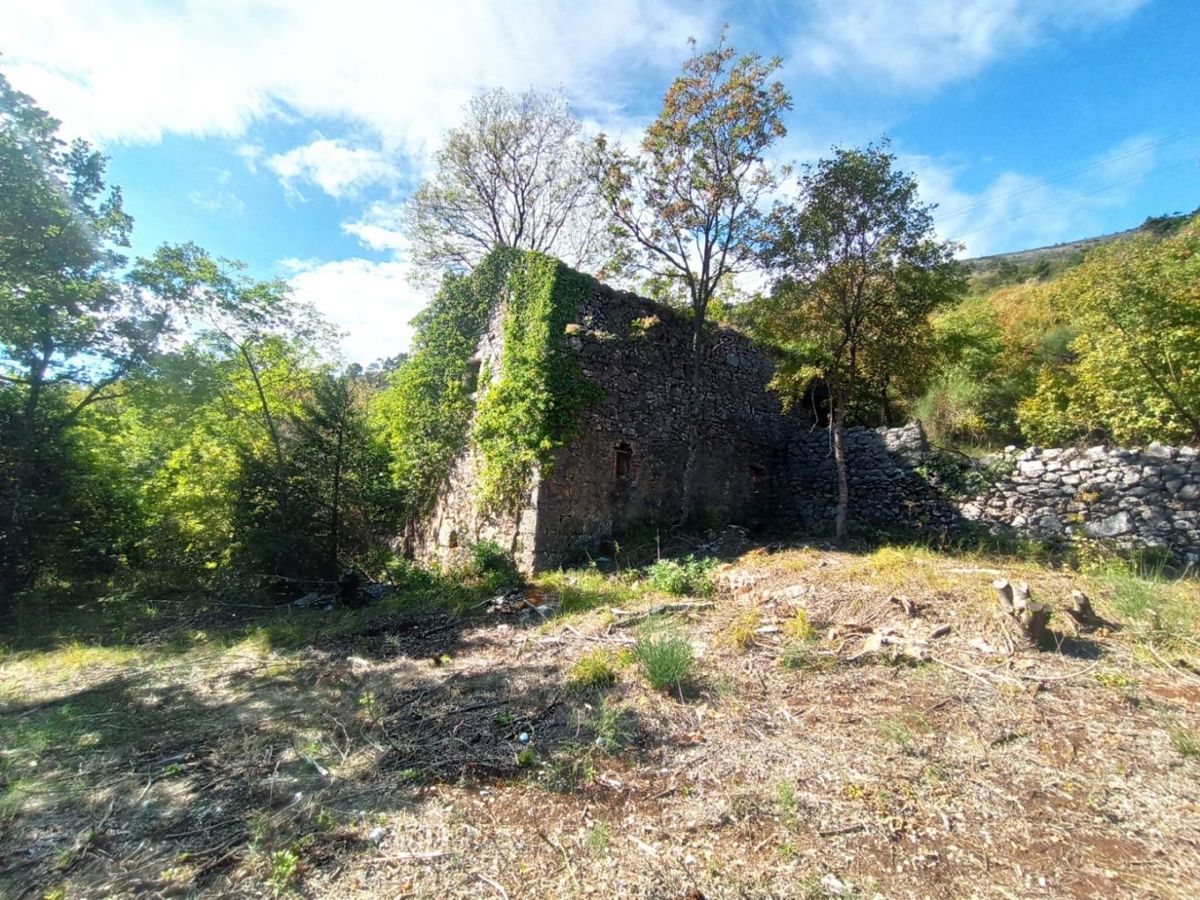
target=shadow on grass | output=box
[0,592,662,898]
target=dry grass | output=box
[2,544,1199,898]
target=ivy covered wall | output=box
[384,249,603,568]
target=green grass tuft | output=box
[634,632,695,691]
[566,650,618,691]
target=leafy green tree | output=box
[0,72,173,615]
[915,284,1071,446]
[755,142,964,539]
[238,373,399,579]
[1018,217,1200,445]
[404,88,609,283]
[130,243,331,480]
[592,32,790,518]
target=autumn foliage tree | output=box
[592,32,790,518]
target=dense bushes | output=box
[916,214,1200,449]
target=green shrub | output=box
[267,848,301,892]
[463,540,521,590]
[567,650,618,691]
[634,632,695,691]
[642,555,716,597]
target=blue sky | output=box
[5,0,1198,362]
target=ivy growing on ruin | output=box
[372,248,518,514]
[373,248,600,517]
[473,252,603,512]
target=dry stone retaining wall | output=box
[961,443,1200,562]
[795,424,1200,564]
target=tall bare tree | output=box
[592,32,791,518]
[403,88,609,283]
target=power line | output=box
[947,155,1198,244]
[938,127,1200,220]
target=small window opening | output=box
[447,530,459,549]
[749,464,767,489]
[464,358,482,394]
[614,443,633,480]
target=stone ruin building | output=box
[410,257,1200,572]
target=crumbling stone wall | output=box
[408,301,542,572]
[411,280,809,572]
[410,260,1200,572]
[784,422,959,533]
[790,422,1200,564]
[530,284,806,568]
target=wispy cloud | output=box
[905,132,1161,256]
[794,0,1146,93]
[188,170,245,217]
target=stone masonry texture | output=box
[413,279,1200,571]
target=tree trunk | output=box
[832,390,849,542]
[0,355,51,625]
[329,424,343,578]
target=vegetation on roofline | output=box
[373,247,602,517]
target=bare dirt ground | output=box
[2,545,1199,899]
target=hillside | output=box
[962,209,1197,290]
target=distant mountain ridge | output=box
[963,208,1197,287]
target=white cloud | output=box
[341,201,409,253]
[2,0,717,151]
[267,138,399,200]
[795,0,1146,92]
[283,257,423,363]
[906,133,1160,256]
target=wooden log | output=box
[992,578,1014,613]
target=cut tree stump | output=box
[1067,590,1102,630]
[993,578,1049,648]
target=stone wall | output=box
[408,301,543,572]
[408,261,1200,571]
[411,280,810,572]
[783,422,958,533]
[530,284,806,568]
[789,422,1200,564]
[961,443,1200,562]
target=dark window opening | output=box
[749,464,767,489]
[614,443,633,480]
[447,530,459,549]
[464,358,482,394]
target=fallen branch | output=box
[373,851,453,864]
[610,601,714,627]
[474,873,510,899]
